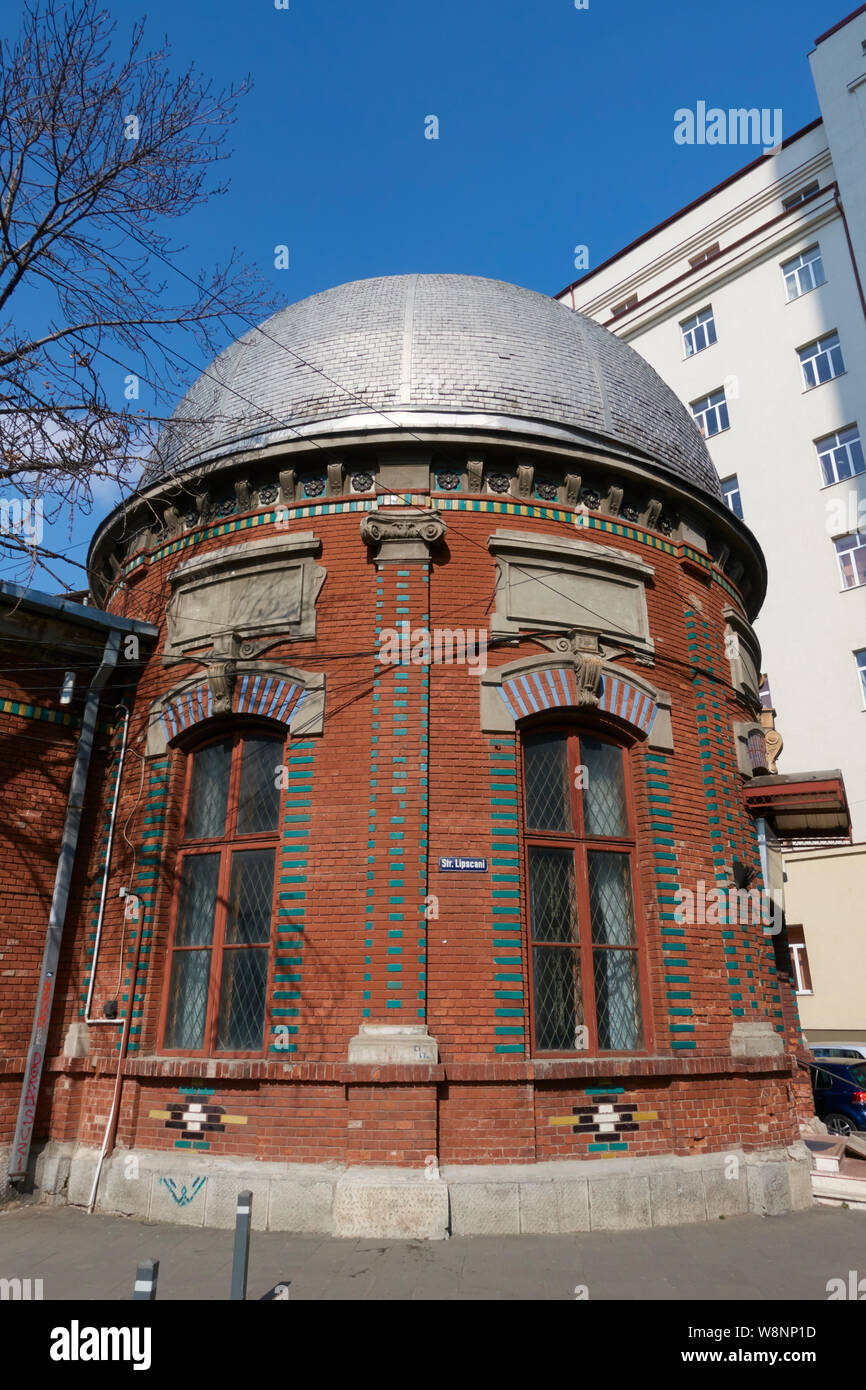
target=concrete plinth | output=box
[18,1140,813,1238]
[729,1019,785,1057]
[333,1167,448,1239]
[347,1023,439,1064]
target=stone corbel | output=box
[327,458,345,497]
[576,652,605,704]
[516,463,534,498]
[532,633,605,706]
[234,479,252,514]
[279,468,296,507]
[467,457,484,492]
[206,658,237,714]
[604,486,624,517]
[764,726,783,774]
[564,474,582,506]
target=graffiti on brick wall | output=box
[158,1176,206,1207]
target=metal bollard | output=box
[230,1190,253,1301]
[133,1257,159,1301]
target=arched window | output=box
[161,731,284,1055]
[522,729,646,1054]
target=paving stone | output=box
[1,1203,864,1300]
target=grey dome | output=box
[145,274,721,499]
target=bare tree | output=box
[0,0,276,584]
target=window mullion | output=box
[574,842,597,1052]
[226,733,244,838]
[206,845,232,1055]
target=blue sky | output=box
[1,0,849,590]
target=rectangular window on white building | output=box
[721,474,743,518]
[798,332,845,390]
[691,387,730,439]
[782,181,819,210]
[611,294,637,318]
[689,243,721,268]
[758,675,773,711]
[835,533,866,590]
[787,927,813,994]
[781,245,826,301]
[816,425,865,486]
[681,306,717,357]
[856,649,866,706]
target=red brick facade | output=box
[0,493,809,1179]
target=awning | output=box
[743,769,851,839]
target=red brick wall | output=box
[0,497,807,1168]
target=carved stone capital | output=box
[360,510,447,563]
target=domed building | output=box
[1,275,817,1235]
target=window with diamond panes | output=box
[523,730,645,1054]
[163,732,283,1055]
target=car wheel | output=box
[824,1113,856,1136]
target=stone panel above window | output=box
[488,529,654,659]
[724,606,762,707]
[164,532,325,663]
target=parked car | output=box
[811,1060,866,1136]
[808,1041,866,1064]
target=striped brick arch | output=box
[496,665,658,738]
[159,674,307,744]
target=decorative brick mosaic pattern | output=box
[364,563,430,1021]
[488,737,525,1055]
[549,1086,660,1155]
[269,740,316,1053]
[124,757,170,1053]
[643,750,693,1050]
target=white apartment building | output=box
[557,5,866,850]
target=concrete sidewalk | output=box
[0,1203,863,1300]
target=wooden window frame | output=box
[521,724,652,1059]
[158,727,286,1058]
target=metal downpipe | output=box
[8,630,121,1184]
[84,702,130,1026]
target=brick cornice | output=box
[38,1051,795,1084]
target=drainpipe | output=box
[755,816,770,891]
[8,630,122,1184]
[84,703,130,1026]
[87,907,143,1213]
